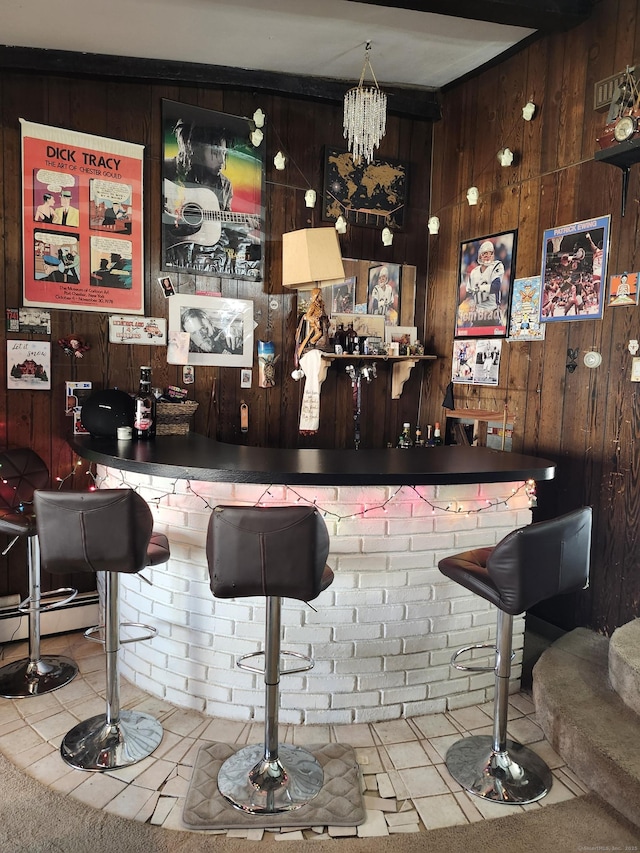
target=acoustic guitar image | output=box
[163,180,260,247]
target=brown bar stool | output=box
[34,489,170,771]
[206,504,334,814]
[0,448,78,698]
[438,506,592,804]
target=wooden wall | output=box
[0,69,432,600]
[423,0,640,634]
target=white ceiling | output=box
[2,0,536,90]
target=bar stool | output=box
[206,504,334,814]
[34,489,170,771]
[438,506,592,804]
[0,448,78,698]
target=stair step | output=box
[533,627,640,828]
[609,618,640,716]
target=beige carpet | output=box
[0,752,638,852]
[183,742,365,829]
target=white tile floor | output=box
[0,631,587,841]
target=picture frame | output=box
[161,100,264,282]
[455,229,517,338]
[168,293,254,367]
[384,325,417,346]
[608,271,639,307]
[330,312,385,340]
[322,147,409,230]
[367,263,401,325]
[508,276,546,341]
[540,215,610,322]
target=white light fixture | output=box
[335,215,347,234]
[253,108,266,128]
[467,187,479,206]
[282,227,345,290]
[250,128,264,147]
[498,147,514,167]
[304,189,317,208]
[522,101,536,121]
[273,151,286,170]
[428,215,440,235]
[381,226,393,246]
[343,41,387,164]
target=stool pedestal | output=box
[217,596,323,813]
[61,571,162,771]
[445,610,551,804]
[0,536,77,699]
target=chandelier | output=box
[343,42,387,164]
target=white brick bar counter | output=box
[98,466,534,725]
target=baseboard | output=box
[0,593,99,644]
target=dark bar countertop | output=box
[70,433,556,487]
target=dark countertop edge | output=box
[70,434,556,487]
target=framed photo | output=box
[608,271,639,306]
[367,264,401,325]
[328,277,356,314]
[7,340,50,390]
[384,325,417,346]
[161,100,264,281]
[508,276,546,341]
[540,216,610,322]
[330,312,385,340]
[322,147,408,230]
[455,230,517,338]
[168,293,254,367]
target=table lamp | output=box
[282,227,345,289]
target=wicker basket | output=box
[155,400,199,436]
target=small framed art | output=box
[455,230,517,338]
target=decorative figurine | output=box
[58,335,90,358]
[295,287,329,360]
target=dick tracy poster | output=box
[21,119,144,314]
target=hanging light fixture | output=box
[343,41,387,164]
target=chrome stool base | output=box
[445,734,552,804]
[218,743,324,814]
[0,655,78,699]
[60,710,163,771]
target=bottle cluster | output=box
[396,421,443,448]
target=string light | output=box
[53,463,537,519]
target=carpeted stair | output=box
[532,619,640,829]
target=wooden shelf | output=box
[322,353,437,399]
[594,138,640,216]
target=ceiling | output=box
[2,1,594,116]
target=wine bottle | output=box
[433,421,443,446]
[133,366,156,440]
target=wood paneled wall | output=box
[424,0,640,634]
[0,69,432,600]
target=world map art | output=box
[322,147,408,230]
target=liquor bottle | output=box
[133,366,156,440]
[415,425,424,447]
[397,422,413,449]
[345,323,358,354]
[433,422,443,446]
[425,424,434,446]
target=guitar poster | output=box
[20,119,144,314]
[161,100,264,282]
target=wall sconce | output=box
[273,151,286,170]
[522,101,536,121]
[335,215,347,234]
[381,227,393,246]
[466,187,479,206]
[304,189,317,208]
[498,147,514,167]
[428,216,440,235]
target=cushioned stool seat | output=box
[438,506,592,804]
[34,489,170,771]
[0,449,77,698]
[206,504,334,814]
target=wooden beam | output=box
[345,0,596,31]
[0,46,441,122]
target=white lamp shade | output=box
[282,227,345,289]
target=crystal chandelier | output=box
[344,42,387,164]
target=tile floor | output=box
[0,631,587,841]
